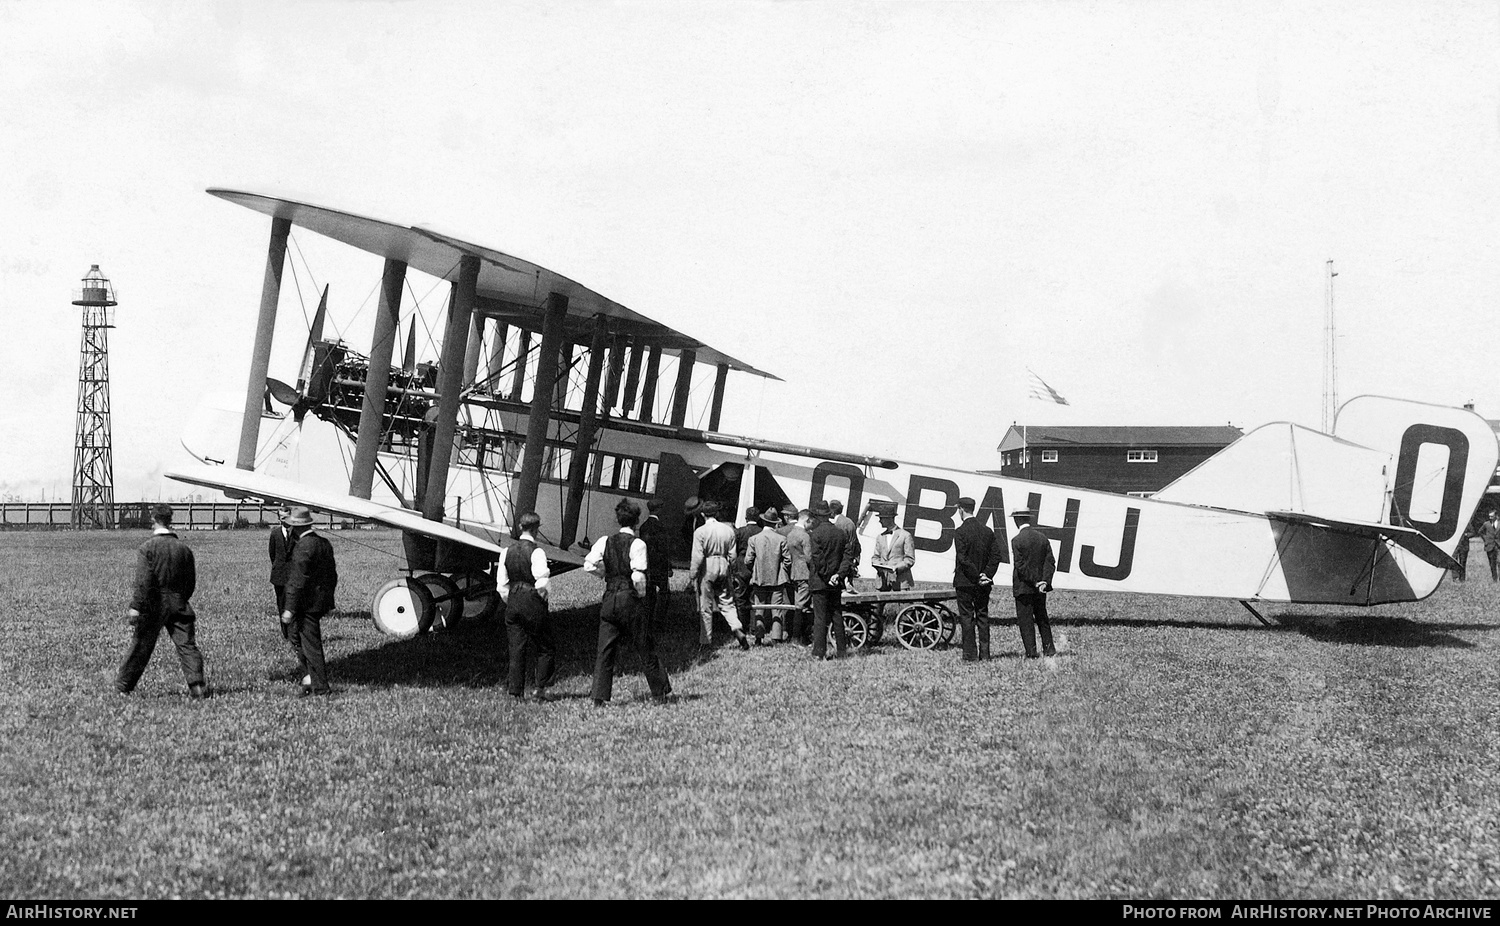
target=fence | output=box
[0,502,357,531]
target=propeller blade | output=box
[266,377,301,407]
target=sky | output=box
[2,0,1498,501]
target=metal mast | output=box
[1322,259,1338,432]
[71,265,117,529]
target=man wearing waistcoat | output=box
[585,498,673,705]
[500,512,555,701]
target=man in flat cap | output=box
[281,506,338,696]
[778,504,812,644]
[952,496,1002,661]
[116,504,211,699]
[1010,507,1058,659]
[689,500,751,651]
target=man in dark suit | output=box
[952,496,1002,661]
[637,499,672,626]
[116,504,210,699]
[281,506,338,696]
[1010,508,1058,659]
[267,505,300,659]
[733,505,760,637]
[807,500,855,660]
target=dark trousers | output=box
[955,585,993,661]
[809,588,845,659]
[733,568,754,634]
[1488,548,1498,581]
[117,608,205,692]
[273,585,300,657]
[1015,592,1055,657]
[289,611,330,693]
[1454,542,1469,581]
[592,590,671,702]
[505,587,556,696]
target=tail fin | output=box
[1334,395,1497,557]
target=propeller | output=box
[264,285,337,421]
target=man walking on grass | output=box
[116,504,210,700]
[585,498,673,706]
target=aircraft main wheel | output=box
[828,610,869,652]
[414,571,463,632]
[371,577,436,638]
[452,572,500,622]
[895,603,945,650]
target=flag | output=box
[1026,368,1070,406]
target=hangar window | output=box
[1041,450,1058,463]
[1127,450,1158,463]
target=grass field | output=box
[2,528,1499,899]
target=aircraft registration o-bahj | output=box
[166,188,1500,638]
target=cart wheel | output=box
[895,603,945,650]
[934,602,957,647]
[451,571,500,622]
[866,605,887,645]
[370,577,436,638]
[414,571,463,632]
[828,610,869,652]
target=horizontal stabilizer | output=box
[1265,510,1456,570]
[165,464,504,556]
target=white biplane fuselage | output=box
[167,189,1499,634]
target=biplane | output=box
[167,189,1499,640]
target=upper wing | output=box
[165,464,504,556]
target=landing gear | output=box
[370,569,500,637]
[414,571,464,631]
[370,577,436,638]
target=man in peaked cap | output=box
[1010,507,1058,659]
[281,506,338,696]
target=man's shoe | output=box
[188,683,211,700]
[737,633,751,651]
[653,693,678,705]
[592,698,607,708]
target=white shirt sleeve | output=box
[532,546,551,598]
[583,535,609,575]
[630,537,648,596]
[497,550,511,602]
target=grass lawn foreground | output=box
[2,529,1499,899]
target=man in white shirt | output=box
[499,511,554,701]
[688,500,751,652]
[584,498,673,705]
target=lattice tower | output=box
[71,265,117,529]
